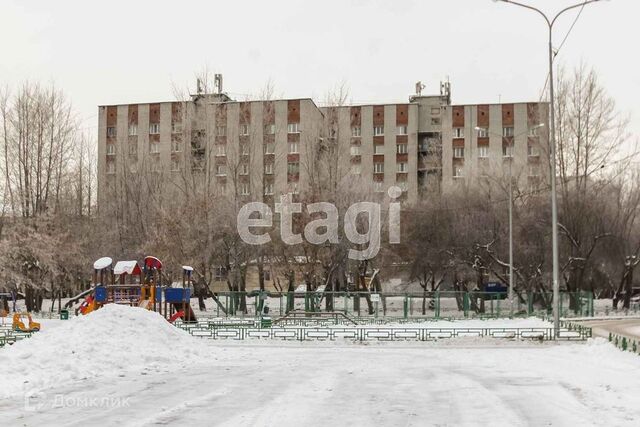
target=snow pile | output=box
[0,304,212,398]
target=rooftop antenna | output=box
[214,74,223,94]
[415,81,426,96]
[440,77,451,105]
[196,78,203,95]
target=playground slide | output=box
[64,288,94,309]
[170,302,197,322]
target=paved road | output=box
[579,318,640,340]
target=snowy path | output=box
[579,318,640,340]
[2,341,639,427]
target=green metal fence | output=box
[174,321,591,342]
[207,291,594,320]
[608,331,640,356]
[0,325,36,348]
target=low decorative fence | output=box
[0,325,36,348]
[175,323,591,342]
[608,332,640,356]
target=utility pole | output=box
[475,124,543,316]
[493,0,607,337]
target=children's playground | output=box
[2,255,640,426]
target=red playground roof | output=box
[144,256,163,271]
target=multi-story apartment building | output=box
[440,102,549,194]
[97,81,548,209]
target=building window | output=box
[528,143,539,157]
[352,126,361,137]
[149,141,160,154]
[240,124,249,136]
[397,162,408,173]
[503,144,513,157]
[129,162,137,174]
[373,182,384,192]
[287,162,300,175]
[373,126,384,136]
[106,161,115,174]
[240,164,249,175]
[150,159,160,173]
[106,144,116,155]
[171,140,182,152]
[453,166,464,178]
[374,162,384,174]
[107,127,117,138]
[287,123,300,134]
[397,181,408,192]
[129,143,137,155]
[431,117,441,125]
[216,126,226,137]
[288,142,299,154]
[289,183,299,194]
[431,107,441,115]
[264,183,274,195]
[453,147,464,158]
[396,143,408,154]
[350,146,361,156]
[264,163,273,175]
[264,124,275,135]
[374,145,385,155]
[263,270,271,281]
[241,143,249,156]
[397,125,408,135]
[171,158,180,172]
[264,143,275,155]
[149,123,160,135]
[171,122,182,134]
[128,124,137,136]
[528,164,540,177]
[240,183,250,196]
[351,164,361,175]
[478,146,489,158]
[528,126,540,137]
[216,164,227,176]
[216,144,226,157]
[503,126,514,137]
[453,127,464,138]
[477,127,488,138]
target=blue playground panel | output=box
[94,286,107,302]
[165,288,190,303]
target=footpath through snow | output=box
[0,304,212,398]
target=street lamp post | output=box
[493,0,606,337]
[475,124,543,316]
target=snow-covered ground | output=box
[2,305,640,426]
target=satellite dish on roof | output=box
[93,257,113,270]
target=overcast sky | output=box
[1,0,638,139]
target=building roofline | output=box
[447,101,549,107]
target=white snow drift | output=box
[0,304,212,398]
